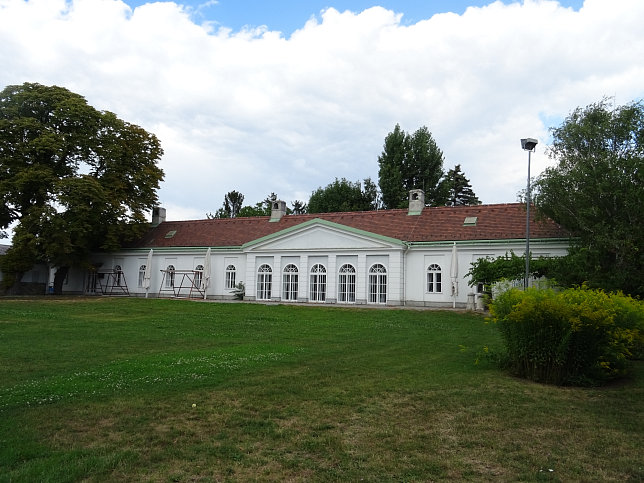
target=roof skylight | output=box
[463,216,478,226]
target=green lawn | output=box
[0,298,642,482]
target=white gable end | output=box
[245,223,403,252]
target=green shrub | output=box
[489,287,643,386]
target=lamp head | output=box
[521,138,538,151]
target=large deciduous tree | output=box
[308,178,378,213]
[0,82,164,293]
[533,99,643,297]
[378,124,447,209]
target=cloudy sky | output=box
[1,0,643,223]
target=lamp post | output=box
[521,138,538,290]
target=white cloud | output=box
[1,0,643,223]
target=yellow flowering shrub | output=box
[489,287,643,386]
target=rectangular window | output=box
[309,265,327,302]
[368,273,387,303]
[339,273,356,302]
[310,275,326,302]
[226,270,236,289]
[257,273,272,300]
[427,265,443,293]
[369,276,377,303]
[283,273,298,300]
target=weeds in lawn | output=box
[0,297,642,482]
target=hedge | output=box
[489,287,643,386]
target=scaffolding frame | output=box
[158,269,204,299]
[89,269,130,296]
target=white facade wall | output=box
[404,240,569,308]
[58,221,569,307]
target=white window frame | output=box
[114,265,123,286]
[338,264,356,303]
[427,264,442,293]
[257,264,272,300]
[166,265,175,288]
[282,264,299,301]
[368,264,387,304]
[194,264,204,289]
[225,265,236,290]
[138,265,146,288]
[309,264,327,302]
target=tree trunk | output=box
[53,266,70,295]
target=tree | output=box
[208,190,244,219]
[533,99,644,297]
[208,192,300,218]
[237,203,269,217]
[442,164,481,206]
[242,192,281,216]
[0,82,164,293]
[291,200,308,215]
[377,124,447,209]
[405,126,447,205]
[377,124,407,209]
[308,178,378,214]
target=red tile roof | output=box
[131,204,569,249]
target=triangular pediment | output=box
[242,219,405,252]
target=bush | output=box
[489,287,643,386]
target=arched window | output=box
[338,264,356,303]
[166,265,175,288]
[427,264,442,293]
[225,265,236,289]
[257,264,272,300]
[368,264,387,304]
[114,265,123,286]
[138,265,146,288]
[309,264,327,302]
[194,264,204,288]
[282,264,299,301]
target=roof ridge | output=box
[157,203,527,225]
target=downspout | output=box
[402,242,409,306]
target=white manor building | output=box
[50,190,569,308]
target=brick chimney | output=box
[408,189,425,215]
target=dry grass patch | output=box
[0,298,641,482]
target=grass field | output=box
[0,297,642,482]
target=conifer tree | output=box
[377,124,447,208]
[442,164,481,206]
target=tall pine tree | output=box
[442,164,481,206]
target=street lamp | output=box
[521,138,538,290]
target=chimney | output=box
[408,189,425,215]
[151,206,166,226]
[270,200,287,222]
